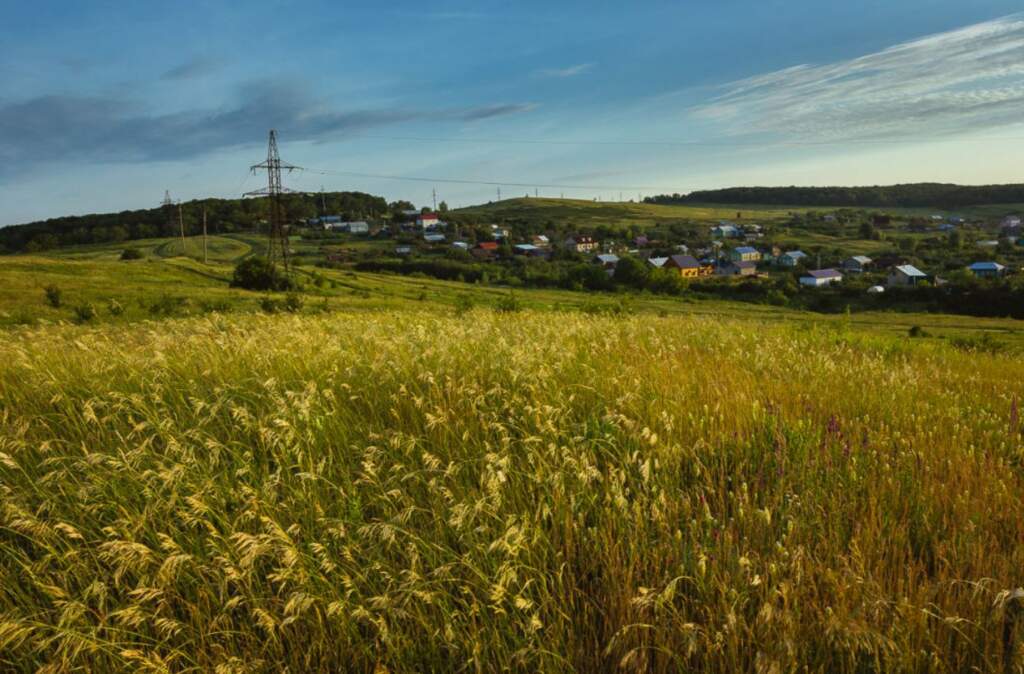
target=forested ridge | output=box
[0,192,388,253]
[646,183,1024,209]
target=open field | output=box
[3,252,1024,350]
[1,310,1023,671]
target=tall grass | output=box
[0,311,1022,672]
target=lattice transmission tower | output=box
[245,130,300,272]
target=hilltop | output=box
[647,183,1024,209]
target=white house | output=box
[799,269,843,287]
[424,233,446,243]
[710,222,741,238]
[1003,215,1021,228]
[887,264,927,287]
[647,257,669,269]
[417,213,441,228]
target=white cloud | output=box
[691,14,1024,140]
[538,63,594,78]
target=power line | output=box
[336,132,1024,149]
[298,166,674,192]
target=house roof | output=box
[894,264,927,277]
[647,257,668,268]
[418,213,439,219]
[477,241,499,250]
[734,260,757,269]
[969,261,1005,271]
[849,255,872,264]
[734,246,758,254]
[783,250,807,258]
[667,254,701,269]
[595,254,619,264]
[515,243,539,251]
[805,268,842,279]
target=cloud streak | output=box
[538,63,594,78]
[161,56,224,81]
[691,15,1024,140]
[0,80,536,174]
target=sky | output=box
[2,0,1024,225]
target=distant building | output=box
[472,241,500,259]
[799,269,843,287]
[710,222,741,238]
[730,246,761,263]
[451,241,470,251]
[564,235,599,253]
[664,254,711,278]
[842,255,873,273]
[887,264,928,288]
[717,260,758,277]
[532,235,550,248]
[394,245,412,256]
[594,254,620,274]
[1003,216,1021,228]
[423,233,446,243]
[969,261,1006,278]
[647,257,669,269]
[417,213,441,228]
[778,250,808,267]
[977,240,1000,248]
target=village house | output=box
[1002,215,1021,228]
[717,260,758,277]
[532,234,550,248]
[594,254,620,274]
[710,222,741,238]
[778,250,808,268]
[842,255,873,273]
[491,225,511,240]
[451,241,470,251]
[730,246,762,263]
[634,235,650,248]
[647,257,668,269]
[416,213,441,229]
[394,245,412,256]
[800,269,843,287]
[969,261,1006,278]
[664,254,711,278]
[887,264,928,288]
[564,235,599,253]
[423,233,446,244]
[471,241,500,260]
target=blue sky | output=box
[2,0,1023,224]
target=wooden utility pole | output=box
[202,206,208,264]
[178,203,186,255]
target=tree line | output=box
[645,183,1024,209]
[0,191,389,254]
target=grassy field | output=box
[1,310,1023,671]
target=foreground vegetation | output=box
[1,310,1023,671]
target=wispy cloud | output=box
[161,56,225,81]
[538,63,594,78]
[0,80,536,174]
[691,15,1024,140]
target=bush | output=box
[43,285,62,308]
[454,294,474,317]
[120,248,143,261]
[199,299,231,314]
[495,292,522,313]
[107,300,125,317]
[908,325,928,338]
[71,304,97,324]
[260,297,282,314]
[149,295,188,316]
[283,293,304,313]
[231,257,293,291]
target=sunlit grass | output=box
[1,310,1022,671]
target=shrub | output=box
[231,257,293,291]
[107,300,125,317]
[120,248,143,261]
[199,299,232,314]
[149,295,188,316]
[494,292,522,313]
[43,285,62,308]
[454,294,474,316]
[908,325,928,338]
[71,303,97,324]
[260,297,282,314]
[283,293,304,313]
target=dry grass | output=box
[1,311,1023,672]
